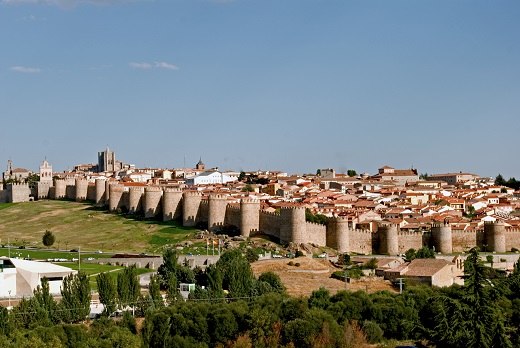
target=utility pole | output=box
[397,278,404,294]
[78,246,81,271]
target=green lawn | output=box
[59,262,151,291]
[0,200,199,254]
[0,248,104,260]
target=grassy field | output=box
[59,262,151,290]
[0,200,199,254]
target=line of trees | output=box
[2,248,520,347]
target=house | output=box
[0,258,77,298]
[384,258,463,287]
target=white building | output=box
[185,171,238,185]
[0,258,77,297]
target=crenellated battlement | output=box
[431,222,450,228]
[145,186,162,193]
[259,210,281,217]
[226,205,241,211]
[280,206,305,211]
[163,187,183,193]
[240,198,259,204]
[209,194,227,200]
[183,191,202,197]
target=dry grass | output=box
[252,258,396,297]
[0,200,197,254]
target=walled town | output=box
[2,148,520,256]
[3,148,520,347]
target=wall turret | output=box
[431,222,453,254]
[183,191,202,227]
[378,223,399,255]
[128,187,144,214]
[280,206,306,245]
[163,187,183,221]
[484,221,506,253]
[95,179,106,205]
[143,186,163,219]
[54,179,66,199]
[207,194,228,232]
[327,216,350,253]
[75,178,88,202]
[108,184,125,212]
[240,198,260,237]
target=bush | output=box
[331,271,346,280]
[361,320,384,343]
[288,261,294,266]
[295,263,300,267]
[486,255,494,263]
[512,248,519,252]
[295,250,305,258]
[500,258,506,262]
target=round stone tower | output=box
[108,184,125,212]
[54,179,66,199]
[95,179,106,205]
[183,191,202,227]
[162,187,183,221]
[75,178,88,202]
[378,223,399,255]
[105,180,113,202]
[128,186,144,214]
[327,216,350,253]
[240,198,260,237]
[208,194,228,232]
[280,206,306,245]
[143,186,163,219]
[431,222,453,254]
[485,220,506,253]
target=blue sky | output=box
[1,0,519,178]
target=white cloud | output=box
[10,66,41,73]
[129,62,152,69]
[129,61,179,71]
[2,0,138,7]
[154,62,179,71]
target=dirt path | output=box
[252,257,396,297]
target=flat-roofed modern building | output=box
[0,258,76,297]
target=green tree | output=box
[216,249,255,298]
[495,174,506,186]
[97,272,118,316]
[347,169,357,177]
[258,271,285,294]
[242,184,254,192]
[420,172,429,180]
[238,171,246,182]
[60,271,91,323]
[148,274,164,309]
[25,173,40,189]
[42,230,55,248]
[117,265,140,309]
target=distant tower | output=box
[39,158,53,183]
[3,159,13,180]
[196,157,205,170]
[98,147,116,172]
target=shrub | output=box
[295,250,305,258]
[486,255,494,263]
[295,263,300,267]
[361,320,384,343]
[288,261,294,266]
[512,247,518,252]
[500,258,506,262]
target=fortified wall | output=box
[3,180,520,255]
